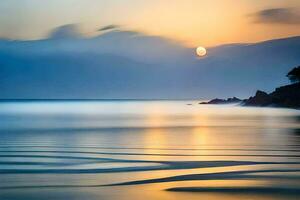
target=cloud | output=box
[252,8,300,24]
[98,24,120,32]
[48,24,82,39]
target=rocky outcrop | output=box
[201,83,300,109]
[200,97,242,105]
[243,83,300,108]
[243,90,272,106]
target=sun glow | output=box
[196,46,207,57]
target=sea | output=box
[0,100,300,200]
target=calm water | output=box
[0,100,300,200]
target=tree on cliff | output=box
[287,66,300,83]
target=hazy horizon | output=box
[0,29,299,99]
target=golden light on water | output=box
[196,46,207,57]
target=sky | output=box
[0,0,300,47]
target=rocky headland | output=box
[200,66,300,109]
[243,83,300,108]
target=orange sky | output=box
[121,0,300,47]
[0,0,300,47]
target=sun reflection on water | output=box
[0,101,300,200]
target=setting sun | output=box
[196,46,207,57]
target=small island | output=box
[201,66,300,109]
[200,97,242,105]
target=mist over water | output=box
[0,100,300,200]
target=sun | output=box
[196,46,207,57]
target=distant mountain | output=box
[0,25,299,99]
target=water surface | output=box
[0,100,300,200]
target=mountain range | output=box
[0,25,299,99]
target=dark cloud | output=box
[98,24,120,31]
[252,8,300,24]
